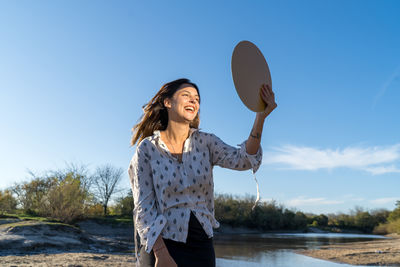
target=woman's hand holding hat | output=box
[258,83,277,119]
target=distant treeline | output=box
[214,194,400,234]
[214,194,308,231]
[0,165,399,235]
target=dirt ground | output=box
[0,253,136,267]
[298,234,400,266]
[0,219,136,266]
[2,218,400,266]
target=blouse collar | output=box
[153,127,198,140]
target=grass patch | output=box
[0,220,81,231]
[16,215,51,222]
[1,213,134,227]
[85,215,133,226]
[0,212,61,223]
[0,214,19,219]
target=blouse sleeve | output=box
[128,140,167,253]
[205,133,262,173]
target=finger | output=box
[267,84,274,96]
[263,84,271,98]
[266,85,276,103]
[264,84,271,95]
[259,87,267,101]
[266,83,273,94]
[260,85,267,96]
[263,85,270,99]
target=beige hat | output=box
[231,40,272,112]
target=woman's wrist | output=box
[153,235,167,257]
[153,246,168,257]
[256,111,267,121]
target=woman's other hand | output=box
[258,83,277,119]
[154,247,177,267]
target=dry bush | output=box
[41,174,89,224]
[0,190,17,214]
[86,203,104,216]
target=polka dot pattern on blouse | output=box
[128,128,262,253]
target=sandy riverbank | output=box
[2,217,400,266]
[0,253,136,266]
[298,234,400,266]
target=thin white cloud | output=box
[265,144,400,175]
[366,165,400,175]
[373,65,400,109]
[286,196,344,207]
[341,194,366,202]
[370,197,400,205]
[350,197,366,202]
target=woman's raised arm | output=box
[246,84,277,155]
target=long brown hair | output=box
[130,78,201,146]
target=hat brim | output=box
[231,41,272,112]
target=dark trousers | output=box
[138,211,215,267]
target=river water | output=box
[213,233,386,267]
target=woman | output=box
[128,78,277,267]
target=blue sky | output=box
[1,0,399,214]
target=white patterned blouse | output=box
[128,128,262,253]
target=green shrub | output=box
[113,191,134,217]
[0,190,17,214]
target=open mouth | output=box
[184,106,195,113]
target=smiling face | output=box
[164,84,200,124]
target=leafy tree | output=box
[370,209,390,225]
[256,201,283,230]
[87,203,104,216]
[214,194,307,231]
[293,212,308,229]
[49,163,93,193]
[282,209,296,229]
[42,173,89,223]
[114,190,134,217]
[10,165,92,223]
[11,175,56,214]
[388,201,400,222]
[0,190,17,214]
[373,202,400,234]
[354,211,375,232]
[308,214,328,227]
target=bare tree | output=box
[49,162,94,193]
[92,164,124,216]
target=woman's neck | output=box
[163,121,190,144]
